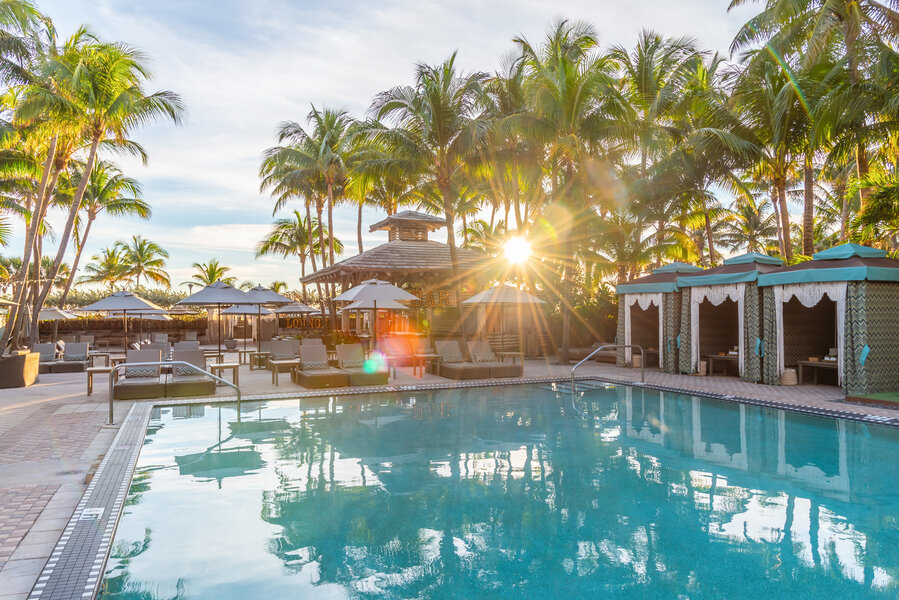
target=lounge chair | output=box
[293,344,348,388]
[268,340,299,384]
[167,349,215,397]
[301,337,324,346]
[434,340,490,380]
[467,340,522,378]
[380,336,414,367]
[50,342,89,373]
[80,335,94,350]
[141,342,171,360]
[151,333,168,343]
[183,331,198,341]
[337,343,388,386]
[112,349,164,400]
[34,343,58,374]
[174,341,200,351]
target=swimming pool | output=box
[97,383,898,599]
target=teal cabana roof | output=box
[723,252,784,266]
[616,262,703,294]
[758,243,899,286]
[652,261,704,274]
[679,252,784,287]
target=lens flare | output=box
[504,237,533,265]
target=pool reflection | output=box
[99,386,899,599]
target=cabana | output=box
[615,262,702,372]
[757,243,899,394]
[676,252,783,382]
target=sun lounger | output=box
[80,335,94,349]
[141,342,171,360]
[34,343,58,374]
[151,333,168,343]
[434,340,490,380]
[380,336,414,367]
[174,341,200,351]
[293,344,348,389]
[337,343,388,386]
[167,349,215,398]
[467,340,522,378]
[268,340,299,384]
[50,342,89,373]
[113,349,164,400]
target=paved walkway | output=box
[0,351,897,599]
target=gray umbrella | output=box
[81,291,167,349]
[243,286,292,346]
[177,281,253,354]
[222,304,273,351]
[463,284,545,344]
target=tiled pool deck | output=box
[1,355,898,599]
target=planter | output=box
[223,339,238,350]
[0,352,40,388]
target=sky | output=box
[23,0,759,291]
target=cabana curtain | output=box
[624,292,663,364]
[689,284,745,374]
[773,282,846,383]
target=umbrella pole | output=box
[217,304,222,356]
[122,310,128,351]
[257,306,261,350]
[374,300,378,352]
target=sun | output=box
[504,237,533,265]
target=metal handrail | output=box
[569,344,644,407]
[107,360,241,425]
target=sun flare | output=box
[504,237,533,265]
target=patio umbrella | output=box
[463,284,546,348]
[81,291,167,350]
[167,305,199,316]
[38,307,78,321]
[273,302,318,314]
[176,281,253,355]
[244,286,292,347]
[333,279,391,302]
[341,287,416,345]
[222,304,273,351]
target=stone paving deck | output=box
[1,349,897,599]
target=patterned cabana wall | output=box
[758,244,899,394]
[616,262,702,373]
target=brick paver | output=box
[0,486,57,570]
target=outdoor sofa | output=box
[167,349,215,398]
[50,342,89,373]
[112,349,165,400]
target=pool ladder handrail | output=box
[569,344,644,409]
[107,360,241,425]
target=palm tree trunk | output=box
[802,151,814,255]
[837,177,849,241]
[356,200,364,254]
[438,175,466,339]
[856,143,870,208]
[305,202,323,304]
[771,184,785,258]
[777,178,792,261]
[2,136,57,351]
[57,217,93,308]
[299,255,308,304]
[704,210,717,264]
[316,204,335,329]
[31,133,101,345]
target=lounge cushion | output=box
[439,363,490,380]
[113,376,165,400]
[340,367,388,387]
[294,367,349,389]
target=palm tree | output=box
[53,159,149,305]
[730,0,899,205]
[510,20,617,357]
[78,246,129,290]
[254,211,341,303]
[18,37,184,344]
[116,235,169,288]
[366,52,487,304]
[183,259,235,287]
[270,280,288,293]
[720,194,778,253]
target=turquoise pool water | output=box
[98,384,899,599]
